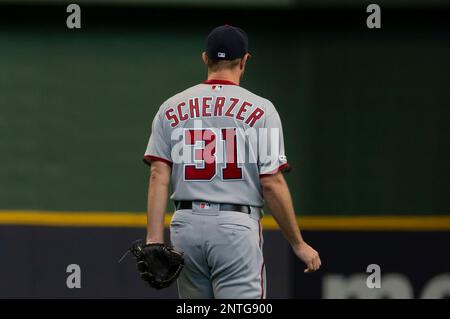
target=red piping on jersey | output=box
[143,155,173,167]
[260,262,265,299]
[203,79,239,86]
[260,163,290,177]
[259,222,265,299]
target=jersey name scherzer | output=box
[144,81,288,207]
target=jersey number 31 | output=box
[184,128,242,181]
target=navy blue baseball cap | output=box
[206,25,249,61]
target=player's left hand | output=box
[292,242,321,273]
[129,240,185,289]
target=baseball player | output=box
[143,25,321,299]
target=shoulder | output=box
[237,86,278,117]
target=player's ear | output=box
[202,52,208,65]
[240,53,251,69]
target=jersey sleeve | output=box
[143,107,172,166]
[258,110,290,176]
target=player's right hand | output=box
[292,242,321,273]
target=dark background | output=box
[0,1,449,298]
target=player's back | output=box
[144,80,288,207]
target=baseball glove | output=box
[129,240,184,289]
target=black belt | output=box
[174,201,251,214]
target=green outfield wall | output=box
[1,5,449,216]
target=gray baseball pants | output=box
[169,201,266,299]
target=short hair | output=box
[207,58,241,72]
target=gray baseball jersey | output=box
[144,79,289,207]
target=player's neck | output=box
[207,70,241,86]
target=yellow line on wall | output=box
[0,210,449,231]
